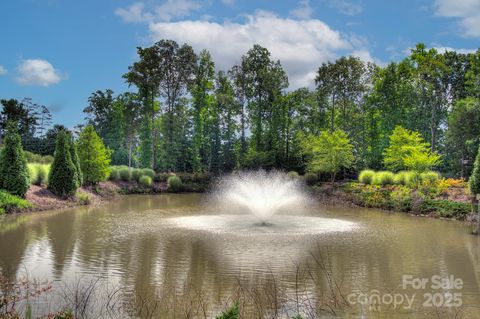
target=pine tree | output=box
[470,145,480,195]
[0,122,30,197]
[48,130,78,197]
[68,133,83,187]
[77,125,112,185]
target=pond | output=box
[0,193,479,318]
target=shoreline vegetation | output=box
[2,168,475,223]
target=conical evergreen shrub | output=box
[48,130,78,197]
[470,145,480,195]
[68,133,83,187]
[77,125,111,185]
[0,122,30,197]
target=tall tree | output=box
[77,125,112,185]
[48,130,78,197]
[0,122,30,197]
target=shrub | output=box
[48,130,79,197]
[141,168,155,179]
[167,175,182,192]
[28,164,50,186]
[372,171,395,186]
[109,167,121,181]
[0,190,32,213]
[390,186,412,211]
[119,167,132,181]
[405,172,421,188]
[139,175,152,187]
[0,122,30,197]
[132,168,143,181]
[77,125,112,185]
[420,171,440,184]
[421,199,471,219]
[287,171,299,179]
[394,171,409,185]
[304,172,318,185]
[358,169,375,184]
[76,192,90,205]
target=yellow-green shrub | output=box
[372,171,395,186]
[358,170,375,184]
[27,163,50,186]
[167,175,182,192]
[139,175,152,187]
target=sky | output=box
[0,0,479,128]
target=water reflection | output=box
[0,194,479,318]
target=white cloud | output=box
[115,2,153,23]
[16,59,63,86]
[0,65,6,75]
[148,11,375,88]
[434,46,477,54]
[290,0,313,20]
[328,0,363,16]
[434,0,480,37]
[115,0,202,23]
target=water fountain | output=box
[166,170,358,235]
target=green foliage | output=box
[420,171,440,184]
[24,151,54,164]
[372,171,395,186]
[304,172,318,185]
[302,130,354,184]
[68,134,83,186]
[167,175,183,192]
[119,167,132,181]
[76,192,90,205]
[383,126,431,171]
[48,130,79,197]
[109,166,121,181]
[0,190,32,213]
[0,122,30,197]
[77,125,112,185]
[470,145,480,195]
[139,175,152,187]
[131,168,143,181]
[390,186,413,211]
[404,148,441,173]
[27,163,50,186]
[215,302,239,319]
[421,199,471,219]
[141,168,155,178]
[358,169,375,184]
[394,171,411,185]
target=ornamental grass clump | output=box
[139,175,152,187]
[372,171,395,186]
[358,170,375,185]
[167,175,182,192]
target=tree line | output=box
[2,40,479,179]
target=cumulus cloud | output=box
[16,59,63,86]
[434,0,480,37]
[0,65,6,75]
[290,0,313,20]
[115,0,202,23]
[328,0,363,16]
[147,11,372,88]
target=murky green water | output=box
[1,193,479,318]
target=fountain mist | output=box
[213,170,309,223]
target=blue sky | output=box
[0,0,478,128]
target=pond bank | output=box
[6,178,477,223]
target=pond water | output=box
[1,193,480,318]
